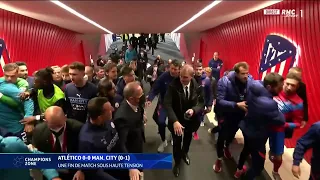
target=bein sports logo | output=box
[263,9,303,18]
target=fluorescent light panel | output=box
[51,0,113,34]
[171,0,222,33]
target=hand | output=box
[186,109,194,117]
[19,91,30,100]
[27,144,37,151]
[292,165,300,179]
[72,170,84,180]
[237,101,248,112]
[173,121,184,136]
[300,121,306,128]
[145,101,152,108]
[213,99,216,105]
[24,124,34,133]
[129,169,141,180]
[20,116,36,124]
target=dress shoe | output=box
[173,165,180,177]
[183,154,190,165]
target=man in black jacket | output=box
[114,81,144,179]
[164,65,205,177]
[32,106,83,180]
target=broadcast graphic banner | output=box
[0,153,172,169]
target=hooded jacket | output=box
[0,135,59,180]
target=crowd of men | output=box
[0,43,318,180]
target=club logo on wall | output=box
[0,39,11,75]
[258,34,299,80]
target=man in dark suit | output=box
[164,64,205,177]
[32,106,84,180]
[114,81,145,180]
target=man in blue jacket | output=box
[208,52,223,81]
[213,62,253,173]
[234,73,285,179]
[145,59,181,152]
[292,121,320,180]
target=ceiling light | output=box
[51,0,113,34]
[171,0,222,33]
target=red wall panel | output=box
[0,9,85,75]
[183,0,320,162]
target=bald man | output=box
[114,81,144,180]
[208,52,223,81]
[32,106,83,180]
[164,65,205,177]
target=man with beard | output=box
[15,61,34,89]
[145,60,181,152]
[234,73,285,179]
[65,62,97,123]
[213,62,253,172]
[269,72,304,180]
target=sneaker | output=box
[193,132,199,140]
[272,171,282,180]
[157,140,168,153]
[208,128,212,134]
[234,165,247,178]
[213,159,222,173]
[224,147,232,159]
[200,122,205,126]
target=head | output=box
[15,61,28,79]
[124,81,144,106]
[181,61,186,66]
[128,44,133,50]
[197,59,203,63]
[204,67,212,78]
[169,59,181,77]
[283,72,301,95]
[156,55,161,60]
[180,65,194,86]
[104,63,118,80]
[168,59,172,65]
[69,62,85,85]
[51,66,62,82]
[61,65,71,83]
[44,106,66,132]
[121,66,135,84]
[288,67,302,80]
[213,52,219,60]
[98,78,116,98]
[88,97,114,124]
[3,63,19,83]
[85,66,94,81]
[263,72,284,96]
[234,62,249,83]
[194,63,203,76]
[34,67,54,89]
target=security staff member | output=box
[164,65,204,177]
[78,97,130,180]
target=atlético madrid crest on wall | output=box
[258,34,300,80]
